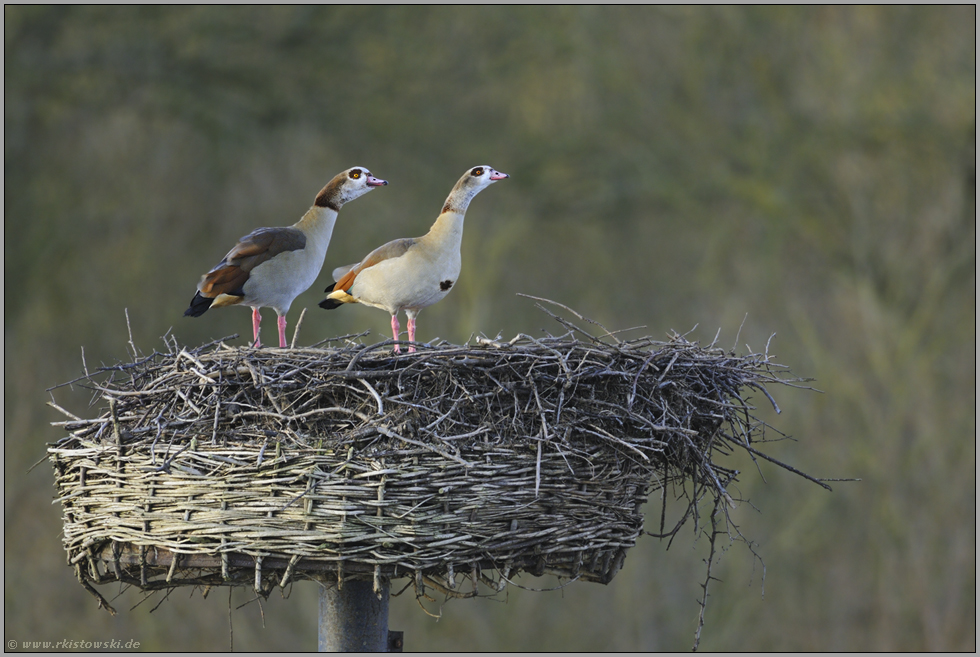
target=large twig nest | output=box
[47,303,814,614]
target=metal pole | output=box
[318,577,390,652]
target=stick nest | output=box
[48,304,812,616]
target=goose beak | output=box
[367,176,388,187]
[489,171,509,181]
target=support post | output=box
[318,577,390,652]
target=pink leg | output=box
[251,308,262,348]
[407,316,417,353]
[391,314,401,354]
[277,315,288,348]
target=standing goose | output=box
[185,166,388,348]
[319,165,508,352]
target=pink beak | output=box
[367,176,388,187]
[490,171,509,181]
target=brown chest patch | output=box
[440,280,454,291]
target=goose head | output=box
[316,166,388,209]
[443,165,509,213]
[463,165,509,190]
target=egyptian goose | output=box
[319,165,508,352]
[184,167,388,348]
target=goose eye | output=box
[471,167,484,177]
[350,169,362,179]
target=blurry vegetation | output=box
[5,6,975,651]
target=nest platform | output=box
[48,318,802,612]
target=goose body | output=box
[185,166,388,347]
[320,165,508,352]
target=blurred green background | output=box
[5,6,975,651]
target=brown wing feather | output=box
[199,265,250,298]
[197,227,306,299]
[334,238,416,292]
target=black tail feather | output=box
[184,292,214,317]
[319,282,342,310]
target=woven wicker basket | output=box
[48,325,795,610]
